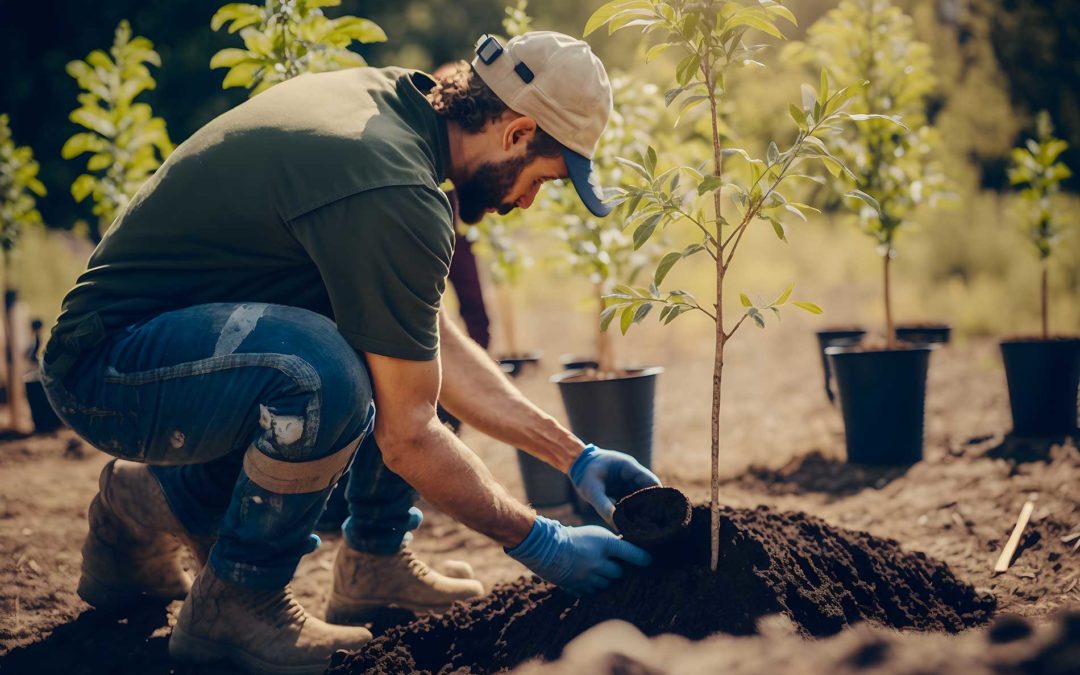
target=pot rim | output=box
[825,343,938,357]
[1000,336,1080,346]
[549,365,664,385]
[895,323,951,331]
[815,327,867,337]
[496,351,544,365]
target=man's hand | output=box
[569,445,661,527]
[506,515,652,595]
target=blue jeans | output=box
[42,303,420,589]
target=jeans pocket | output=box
[43,368,146,461]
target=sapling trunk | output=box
[884,251,895,349]
[704,56,725,573]
[1040,262,1049,340]
[596,282,616,375]
[1,249,19,431]
[495,284,519,356]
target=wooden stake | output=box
[994,501,1035,574]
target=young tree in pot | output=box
[1001,112,1078,437]
[465,2,541,376]
[63,21,174,242]
[794,0,947,466]
[790,0,949,401]
[541,75,669,517]
[587,0,878,570]
[0,115,47,431]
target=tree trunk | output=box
[884,251,895,349]
[1041,262,1049,340]
[704,55,725,573]
[1,250,20,431]
[495,284,518,356]
[596,282,615,376]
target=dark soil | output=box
[612,486,692,549]
[328,505,996,675]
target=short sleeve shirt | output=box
[45,67,454,374]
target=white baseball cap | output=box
[471,31,614,217]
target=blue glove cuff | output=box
[504,515,559,558]
[568,444,599,486]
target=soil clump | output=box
[612,486,692,549]
[328,505,995,675]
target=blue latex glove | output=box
[506,515,652,595]
[569,444,661,527]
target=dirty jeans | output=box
[41,303,420,589]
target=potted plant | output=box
[1001,112,1078,437]
[0,114,47,433]
[588,0,875,568]
[542,73,670,516]
[791,0,947,465]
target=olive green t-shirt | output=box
[45,67,454,375]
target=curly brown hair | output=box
[427,61,563,158]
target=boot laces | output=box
[250,586,307,630]
[397,547,430,578]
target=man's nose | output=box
[518,186,539,210]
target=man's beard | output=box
[455,155,529,225]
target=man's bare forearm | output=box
[438,312,584,473]
[376,412,535,548]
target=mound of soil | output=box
[328,506,995,675]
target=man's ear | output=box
[502,116,538,152]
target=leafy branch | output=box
[210,0,386,97]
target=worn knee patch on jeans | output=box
[243,435,362,494]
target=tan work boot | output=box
[326,545,484,624]
[78,459,213,613]
[169,565,371,674]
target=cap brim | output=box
[562,147,613,218]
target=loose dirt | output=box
[328,505,995,675]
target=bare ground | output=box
[1,306,1077,673]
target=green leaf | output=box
[645,146,658,175]
[71,174,96,202]
[619,304,635,335]
[793,301,824,315]
[788,103,807,131]
[749,307,765,329]
[739,292,752,308]
[774,283,794,306]
[770,218,787,241]
[698,174,723,195]
[585,1,634,36]
[727,11,784,39]
[210,48,253,69]
[600,304,620,331]
[633,213,662,249]
[845,190,883,217]
[767,141,779,166]
[654,251,682,286]
[645,41,676,63]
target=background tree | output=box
[547,74,669,374]
[790,0,946,347]
[62,20,174,240]
[1008,111,1072,339]
[0,115,47,427]
[210,0,386,96]
[587,0,888,569]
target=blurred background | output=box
[0,0,1077,358]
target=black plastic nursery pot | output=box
[815,328,867,402]
[826,345,934,465]
[552,366,663,523]
[25,368,63,434]
[1000,337,1080,437]
[514,450,573,508]
[497,352,542,379]
[559,354,599,371]
[895,323,952,346]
